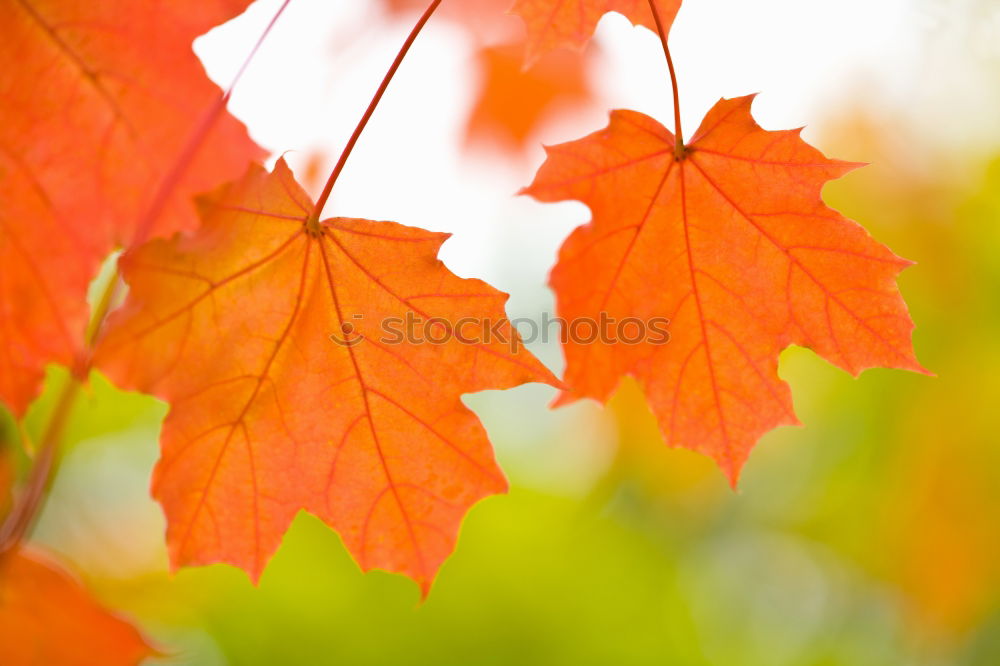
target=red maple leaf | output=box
[524,95,927,483]
[95,159,558,593]
[0,0,262,414]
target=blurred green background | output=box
[4,0,1000,663]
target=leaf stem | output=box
[0,251,125,556]
[310,0,443,225]
[647,0,684,159]
[0,377,80,555]
[131,0,294,248]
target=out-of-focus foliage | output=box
[465,41,593,152]
[377,0,599,155]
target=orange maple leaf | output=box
[378,0,597,153]
[95,159,557,593]
[511,0,682,64]
[0,0,262,415]
[0,548,155,666]
[524,95,927,483]
[466,40,593,151]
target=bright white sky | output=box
[193,0,932,300]
[192,0,1000,283]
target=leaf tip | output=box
[549,373,569,392]
[733,92,760,107]
[721,459,743,490]
[903,352,935,377]
[838,159,869,174]
[550,390,579,408]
